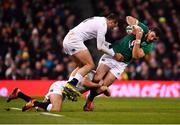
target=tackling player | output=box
[7,71,109,112]
[62,13,123,98]
[83,16,161,111]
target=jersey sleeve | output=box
[97,24,107,49]
[142,43,154,54]
[96,22,115,56]
[138,22,149,34]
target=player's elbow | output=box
[97,45,102,51]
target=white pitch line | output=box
[9,107,63,117]
[10,107,22,111]
[40,112,63,117]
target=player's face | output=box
[107,20,118,30]
[147,31,158,42]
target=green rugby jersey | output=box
[112,22,154,64]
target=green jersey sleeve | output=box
[138,22,149,34]
[142,43,154,54]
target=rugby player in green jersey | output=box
[83,16,160,111]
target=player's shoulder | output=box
[93,16,106,22]
[52,80,67,85]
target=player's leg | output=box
[83,71,116,111]
[96,71,116,93]
[23,94,63,112]
[63,33,95,98]
[83,63,110,111]
[68,67,79,81]
[84,58,127,111]
[93,63,110,82]
[68,49,95,86]
[48,94,63,112]
[89,58,127,99]
[86,63,110,100]
[64,50,95,98]
[85,55,111,103]
[7,88,32,102]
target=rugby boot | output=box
[63,82,81,97]
[22,99,36,112]
[83,99,94,111]
[7,88,20,102]
[63,87,78,101]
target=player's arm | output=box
[126,16,149,35]
[81,76,102,88]
[97,26,124,61]
[96,29,115,56]
[132,28,145,59]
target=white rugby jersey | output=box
[71,17,107,41]
[70,17,115,56]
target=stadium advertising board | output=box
[0,80,180,97]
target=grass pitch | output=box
[0,97,180,124]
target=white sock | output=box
[68,76,73,81]
[46,104,52,112]
[74,73,83,83]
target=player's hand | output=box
[113,53,124,62]
[135,28,143,40]
[98,80,104,86]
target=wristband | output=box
[135,39,141,44]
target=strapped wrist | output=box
[135,39,141,44]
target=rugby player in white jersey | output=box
[7,71,109,112]
[83,16,160,111]
[63,13,123,98]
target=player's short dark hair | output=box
[106,13,119,23]
[151,27,161,38]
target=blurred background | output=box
[0,0,179,81]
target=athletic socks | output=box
[88,89,98,102]
[34,101,50,110]
[69,78,79,86]
[46,104,52,111]
[69,73,83,86]
[18,92,32,102]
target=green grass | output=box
[1,97,180,124]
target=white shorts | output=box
[45,81,66,100]
[98,54,127,79]
[63,31,87,55]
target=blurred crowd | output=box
[0,0,179,80]
[91,0,180,80]
[0,0,80,80]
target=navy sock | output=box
[69,78,78,86]
[34,101,50,110]
[88,89,98,102]
[18,92,32,102]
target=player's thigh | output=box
[73,49,94,66]
[69,67,79,77]
[49,94,63,112]
[103,71,117,87]
[94,63,110,82]
[70,56,83,68]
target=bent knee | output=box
[50,105,61,112]
[86,62,95,70]
[93,74,103,82]
[50,107,61,112]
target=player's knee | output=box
[51,106,61,112]
[87,62,95,70]
[93,74,102,82]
